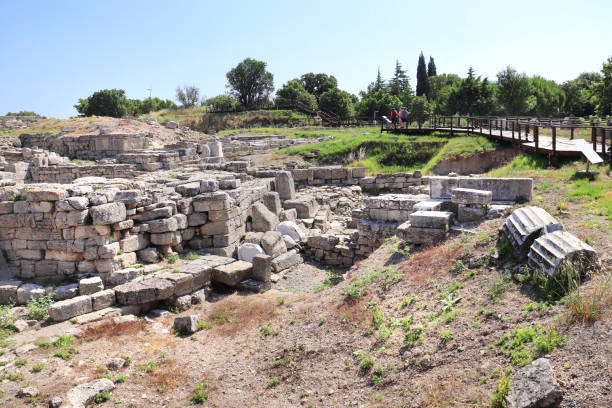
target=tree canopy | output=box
[299,73,337,101]
[175,86,200,107]
[276,79,317,110]
[226,58,274,109]
[416,52,430,97]
[319,88,355,119]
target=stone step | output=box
[527,230,598,276]
[501,206,563,259]
[451,187,492,206]
[409,210,453,229]
[397,221,448,245]
[413,199,447,212]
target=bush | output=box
[27,294,54,320]
[191,382,209,404]
[491,368,512,408]
[75,89,128,118]
[319,88,355,119]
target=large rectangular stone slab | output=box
[409,211,453,229]
[49,295,93,321]
[451,188,492,206]
[212,261,252,286]
[114,278,175,305]
[430,177,532,202]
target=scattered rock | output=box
[508,358,563,408]
[173,315,198,334]
[17,386,39,398]
[65,378,115,408]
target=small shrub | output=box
[371,366,386,385]
[95,390,111,403]
[267,378,280,388]
[0,304,16,328]
[191,382,209,404]
[32,363,44,373]
[564,273,612,324]
[27,294,54,320]
[450,260,465,274]
[115,374,126,383]
[260,325,279,336]
[488,273,511,303]
[440,330,453,343]
[167,254,179,264]
[15,358,27,367]
[401,294,419,309]
[359,357,374,371]
[491,368,512,408]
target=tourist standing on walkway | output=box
[390,108,398,126]
[399,107,408,128]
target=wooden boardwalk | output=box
[382,116,611,165]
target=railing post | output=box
[592,127,597,151]
[450,117,454,135]
[488,119,492,136]
[512,121,515,141]
[570,127,574,140]
[518,123,521,142]
[534,126,539,150]
[552,126,556,156]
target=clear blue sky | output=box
[1,0,610,118]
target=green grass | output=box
[267,378,281,388]
[26,294,54,320]
[344,266,402,299]
[491,368,513,408]
[421,136,496,173]
[495,324,565,367]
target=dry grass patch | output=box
[149,358,185,393]
[82,318,147,340]
[335,296,373,324]
[417,370,489,407]
[399,243,462,286]
[207,295,277,336]
[564,272,612,325]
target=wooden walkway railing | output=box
[382,115,611,168]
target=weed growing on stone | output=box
[490,367,512,408]
[185,252,200,261]
[27,294,54,320]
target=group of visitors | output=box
[390,107,410,128]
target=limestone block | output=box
[79,276,104,295]
[114,278,175,305]
[457,205,487,222]
[56,197,89,211]
[98,242,120,259]
[451,187,492,207]
[263,192,282,215]
[156,272,195,296]
[282,197,317,218]
[252,253,271,282]
[0,280,21,304]
[53,283,78,301]
[188,212,208,226]
[137,247,159,263]
[65,378,115,408]
[212,261,252,286]
[409,211,453,229]
[237,243,264,263]
[91,289,116,311]
[200,220,232,236]
[199,179,219,193]
[17,283,46,305]
[173,315,198,334]
[276,221,306,242]
[275,171,295,200]
[271,250,303,273]
[261,231,287,258]
[507,358,562,408]
[49,295,92,321]
[148,217,178,233]
[279,208,297,221]
[90,202,127,225]
[252,202,279,232]
[26,188,67,202]
[120,235,148,253]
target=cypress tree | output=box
[427,57,437,77]
[416,52,429,97]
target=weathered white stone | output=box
[173,315,198,334]
[17,283,46,305]
[237,243,264,263]
[49,295,92,321]
[91,289,115,311]
[261,231,287,258]
[252,202,279,232]
[275,171,295,200]
[65,378,115,408]
[276,221,305,242]
[89,202,126,225]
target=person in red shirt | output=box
[390,108,398,126]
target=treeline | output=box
[74,55,612,120]
[74,89,176,117]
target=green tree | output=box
[5,111,39,116]
[319,88,355,119]
[299,73,337,101]
[226,58,274,109]
[496,66,535,115]
[275,79,317,110]
[356,90,402,119]
[562,72,601,116]
[597,57,612,116]
[203,94,239,110]
[427,57,437,77]
[416,52,430,97]
[410,95,432,128]
[428,73,462,114]
[364,68,386,94]
[175,85,200,107]
[529,76,565,116]
[74,89,128,118]
[388,60,413,105]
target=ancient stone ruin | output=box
[0,122,596,327]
